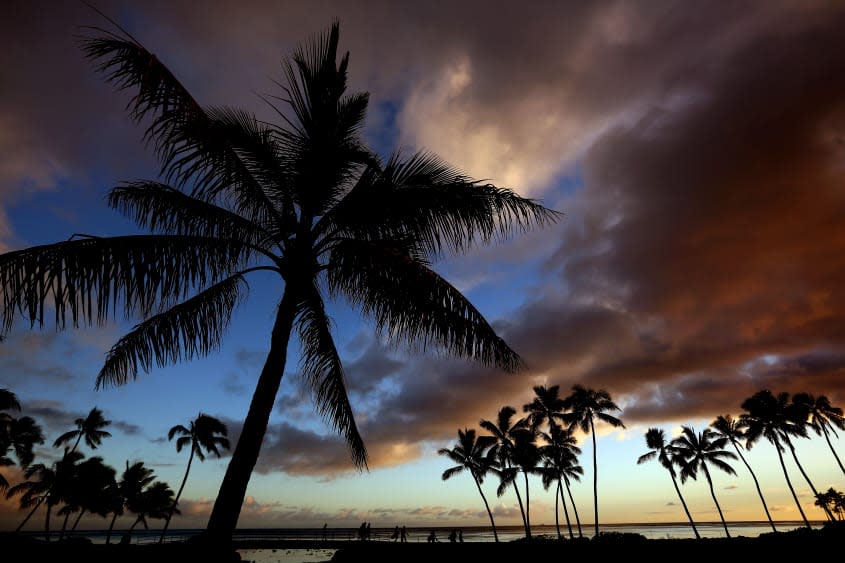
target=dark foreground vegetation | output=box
[2,523,843,563]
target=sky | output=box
[2,0,845,532]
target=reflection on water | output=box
[237,548,336,563]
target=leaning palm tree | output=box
[0,20,558,543]
[792,393,845,478]
[782,394,834,520]
[637,427,700,539]
[438,428,500,542]
[69,456,117,533]
[53,407,112,454]
[539,423,583,540]
[106,460,155,544]
[160,413,230,543]
[710,414,776,532]
[126,481,179,543]
[562,384,625,537]
[480,406,530,536]
[740,389,812,529]
[672,426,737,538]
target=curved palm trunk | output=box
[44,503,52,542]
[702,467,730,538]
[522,471,532,540]
[59,510,71,540]
[820,425,845,477]
[589,417,599,537]
[773,442,811,529]
[730,441,776,532]
[15,498,44,532]
[206,291,297,541]
[668,471,700,539]
[508,464,528,535]
[106,512,119,545]
[564,477,583,538]
[71,508,86,532]
[557,480,574,539]
[784,437,834,520]
[553,482,560,540]
[472,474,499,542]
[160,445,196,543]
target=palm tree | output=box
[105,460,156,544]
[53,407,112,454]
[507,428,541,540]
[562,384,625,537]
[539,423,583,540]
[438,428,500,542]
[740,389,812,529]
[523,384,566,432]
[792,393,845,478]
[815,488,845,521]
[160,413,230,543]
[0,414,44,491]
[672,426,736,538]
[710,414,776,532]
[0,388,20,412]
[480,406,530,536]
[637,427,700,539]
[126,481,179,542]
[0,21,558,543]
[69,456,117,533]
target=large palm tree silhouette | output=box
[637,427,700,539]
[562,384,625,537]
[671,426,736,538]
[0,21,557,543]
[438,428,500,542]
[53,407,112,454]
[792,393,845,478]
[160,413,230,543]
[480,406,530,536]
[710,414,776,532]
[740,389,812,528]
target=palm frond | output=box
[441,465,464,481]
[295,284,367,469]
[96,274,248,388]
[328,238,523,372]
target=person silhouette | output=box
[448,529,457,542]
[322,523,327,541]
[391,525,399,541]
[458,528,463,543]
[358,522,366,541]
[365,522,371,541]
[400,525,407,543]
[427,530,437,543]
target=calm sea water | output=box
[35,521,822,563]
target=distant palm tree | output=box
[815,487,845,521]
[672,426,736,538]
[740,389,812,528]
[126,481,179,542]
[710,414,776,532]
[53,407,112,454]
[438,428,500,542]
[0,414,44,491]
[539,423,583,539]
[792,393,845,478]
[0,388,20,413]
[637,427,700,539]
[523,384,566,432]
[0,21,557,543]
[106,460,155,544]
[507,428,541,540]
[480,406,530,536]
[69,456,117,533]
[562,384,625,537]
[160,413,230,543]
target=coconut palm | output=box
[438,428,500,542]
[0,388,20,413]
[710,414,776,532]
[562,384,625,537]
[539,423,583,540]
[792,393,845,478]
[160,413,230,543]
[0,21,557,543]
[740,389,812,528]
[126,481,178,542]
[0,415,44,492]
[672,426,736,538]
[68,456,117,533]
[480,406,530,536]
[815,488,845,521]
[53,407,112,454]
[106,460,155,544]
[637,427,700,539]
[523,384,566,432]
[506,428,541,540]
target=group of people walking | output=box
[390,525,408,542]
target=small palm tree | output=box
[106,460,155,544]
[637,427,700,539]
[53,407,112,454]
[480,406,530,536]
[815,488,845,521]
[69,456,117,533]
[740,389,812,528]
[539,423,583,540]
[710,414,776,532]
[672,426,736,538]
[562,384,625,537]
[127,481,179,542]
[160,413,230,543]
[438,428,500,542]
[792,393,845,478]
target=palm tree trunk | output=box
[784,437,834,520]
[71,508,86,532]
[820,425,845,477]
[160,446,196,543]
[564,477,583,538]
[59,510,71,540]
[472,474,499,542]
[553,481,561,540]
[669,472,700,539]
[15,497,44,532]
[44,503,52,542]
[206,291,297,541]
[703,468,730,538]
[590,417,599,537]
[106,512,118,545]
[509,465,528,536]
[522,470,532,540]
[774,441,811,529]
[731,442,776,533]
[558,479,574,539]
